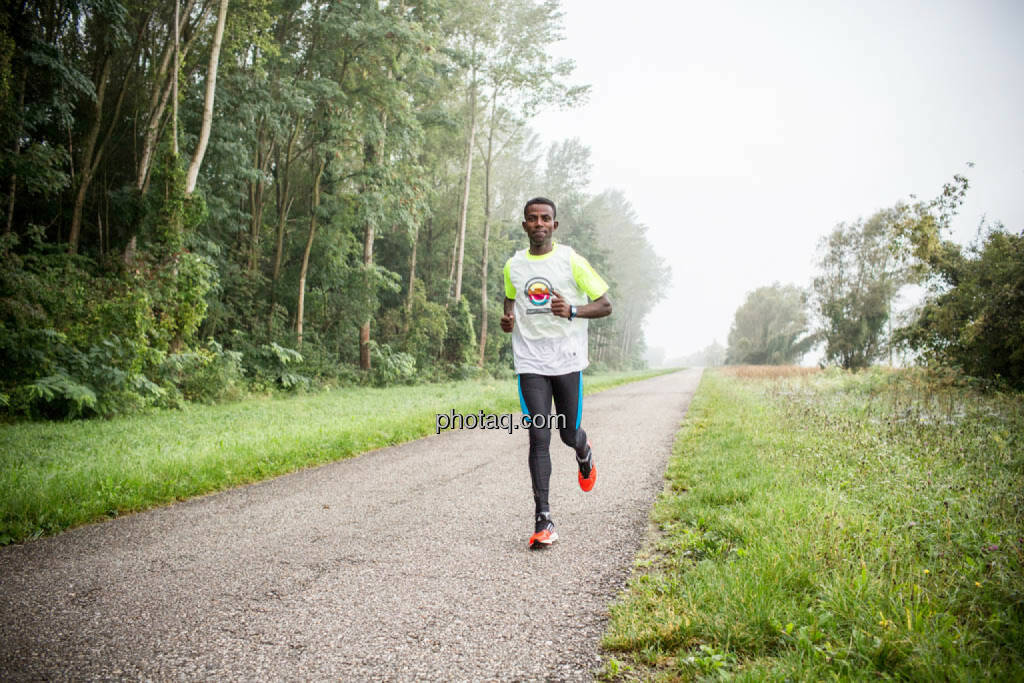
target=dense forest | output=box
[0,0,669,419]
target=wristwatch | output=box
[569,305,578,321]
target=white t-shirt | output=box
[503,242,609,375]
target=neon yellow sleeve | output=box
[503,259,516,299]
[571,252,609,300]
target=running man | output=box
[501,197,612,549]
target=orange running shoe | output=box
[529,512,558,549]
[577,442,596,492]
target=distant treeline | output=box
[724,174,1024,389]
[0,1,669,419]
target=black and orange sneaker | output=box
[577,442,596,492]
[529,512,557,549]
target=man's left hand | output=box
[550,290,571,319]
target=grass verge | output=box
[601,368,1024,680]
[0,368,675,545]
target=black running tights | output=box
[517,371,588,515]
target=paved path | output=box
[0,369,702,681]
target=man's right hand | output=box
[500,311,515,333]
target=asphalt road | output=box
[0,368,702,681]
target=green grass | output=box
[0,367,674,545]
[602,368,1024,680]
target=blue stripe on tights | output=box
[576,373,583,430]
[517,375,531,425]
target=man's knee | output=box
[528,426,552,448]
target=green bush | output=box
[406,284,449,372]
[242,340,310,391]
[141,250,216,353]
[157,340,245,404]
[443,297,476,369]
[0,233,216,419]
[369,341,416,386]
[899,227,1024,388]
[3,328,164,419]
[488,364,516,381]
[22,371,97,418]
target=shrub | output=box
[443,297,476,369]
[2,328,164,419]
[369,341,416,386]
[243,341,310,391]
[899,227,1024,388]
[0,235,216,419]
[157,340,245,404]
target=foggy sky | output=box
[531,0,1024,362]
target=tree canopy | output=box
[889,176,1024,387]
[811,210,905,370]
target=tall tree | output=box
[891,174,1024,387]
[450,0,585,304]
[68,1,139,253]
[135,0,205,193]
[584,189,667,367]
[296,154,325,349]
[472,0,587,365]
[184,0,228,195]
[812,209,904,370]
[899,225,1024,387]
[726,283,813,365]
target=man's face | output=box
[522,203,558,248]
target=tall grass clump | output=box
[601,368,1023,680]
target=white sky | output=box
[531,0,1024,361]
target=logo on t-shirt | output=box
[525,277,553,308]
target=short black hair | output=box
[524,197,556,219]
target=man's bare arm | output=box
[500,297,515,332]
[550,292,612,319]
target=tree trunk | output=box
[247,125,273,272]
[4,175,14,236]
[68,54,112,253]
[476,94,499,367]
[359,138,379,372]
[593,326,605,364]
[5,64,26,236]
[445,222,458,306]
[185,0,229,195]
[620,314,634,361]
[448,224,458,283]
[73,12,153,251]
[452,67,477,302]
[477,213,491,365]
[358,223,374,370]
[405,224,419,325]
[172,0,180,156]
[268,119,300,334]
[138,58,176,191]
[296,156,326,349]
[137,0,201,191]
